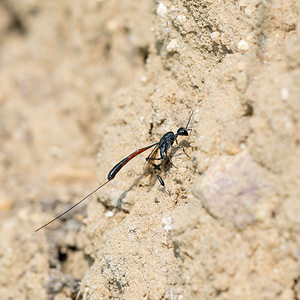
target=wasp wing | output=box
[143,143,160,173]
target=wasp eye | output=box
[177,127,188,136]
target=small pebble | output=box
[238,39,249,52]
[162,216,172,231]
[156,3,167,17]
[176,15,186,24]
[280,88,289,100]
[166,39,178,52]
[211,31,220,42]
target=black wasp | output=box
[35,112,193,232]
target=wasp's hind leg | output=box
[155,171,171,196]
[148,162,170,195]
[156,173,165,187]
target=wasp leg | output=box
[156,174,165,187]
[150,162,165,186]
[154,169,170,195]
[147,160,170,195]
[152,166,165,187]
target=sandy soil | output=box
[0,1,299,299]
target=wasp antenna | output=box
[185,111,194,129]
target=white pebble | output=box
[280,88,289,100]
[162,216,172,231]
[245,7,252,16]
[176,15,186,24]
[211,31,220,42]
[140,75,147,83]
[166,39,178,52]
[238,39,249,52]
[285,122,293,129]
[105,211,114,218]
[156,2,168,17]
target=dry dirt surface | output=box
[0,1,299,300]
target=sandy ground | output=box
[0,1,299,299]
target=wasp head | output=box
[177,127,189,136]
